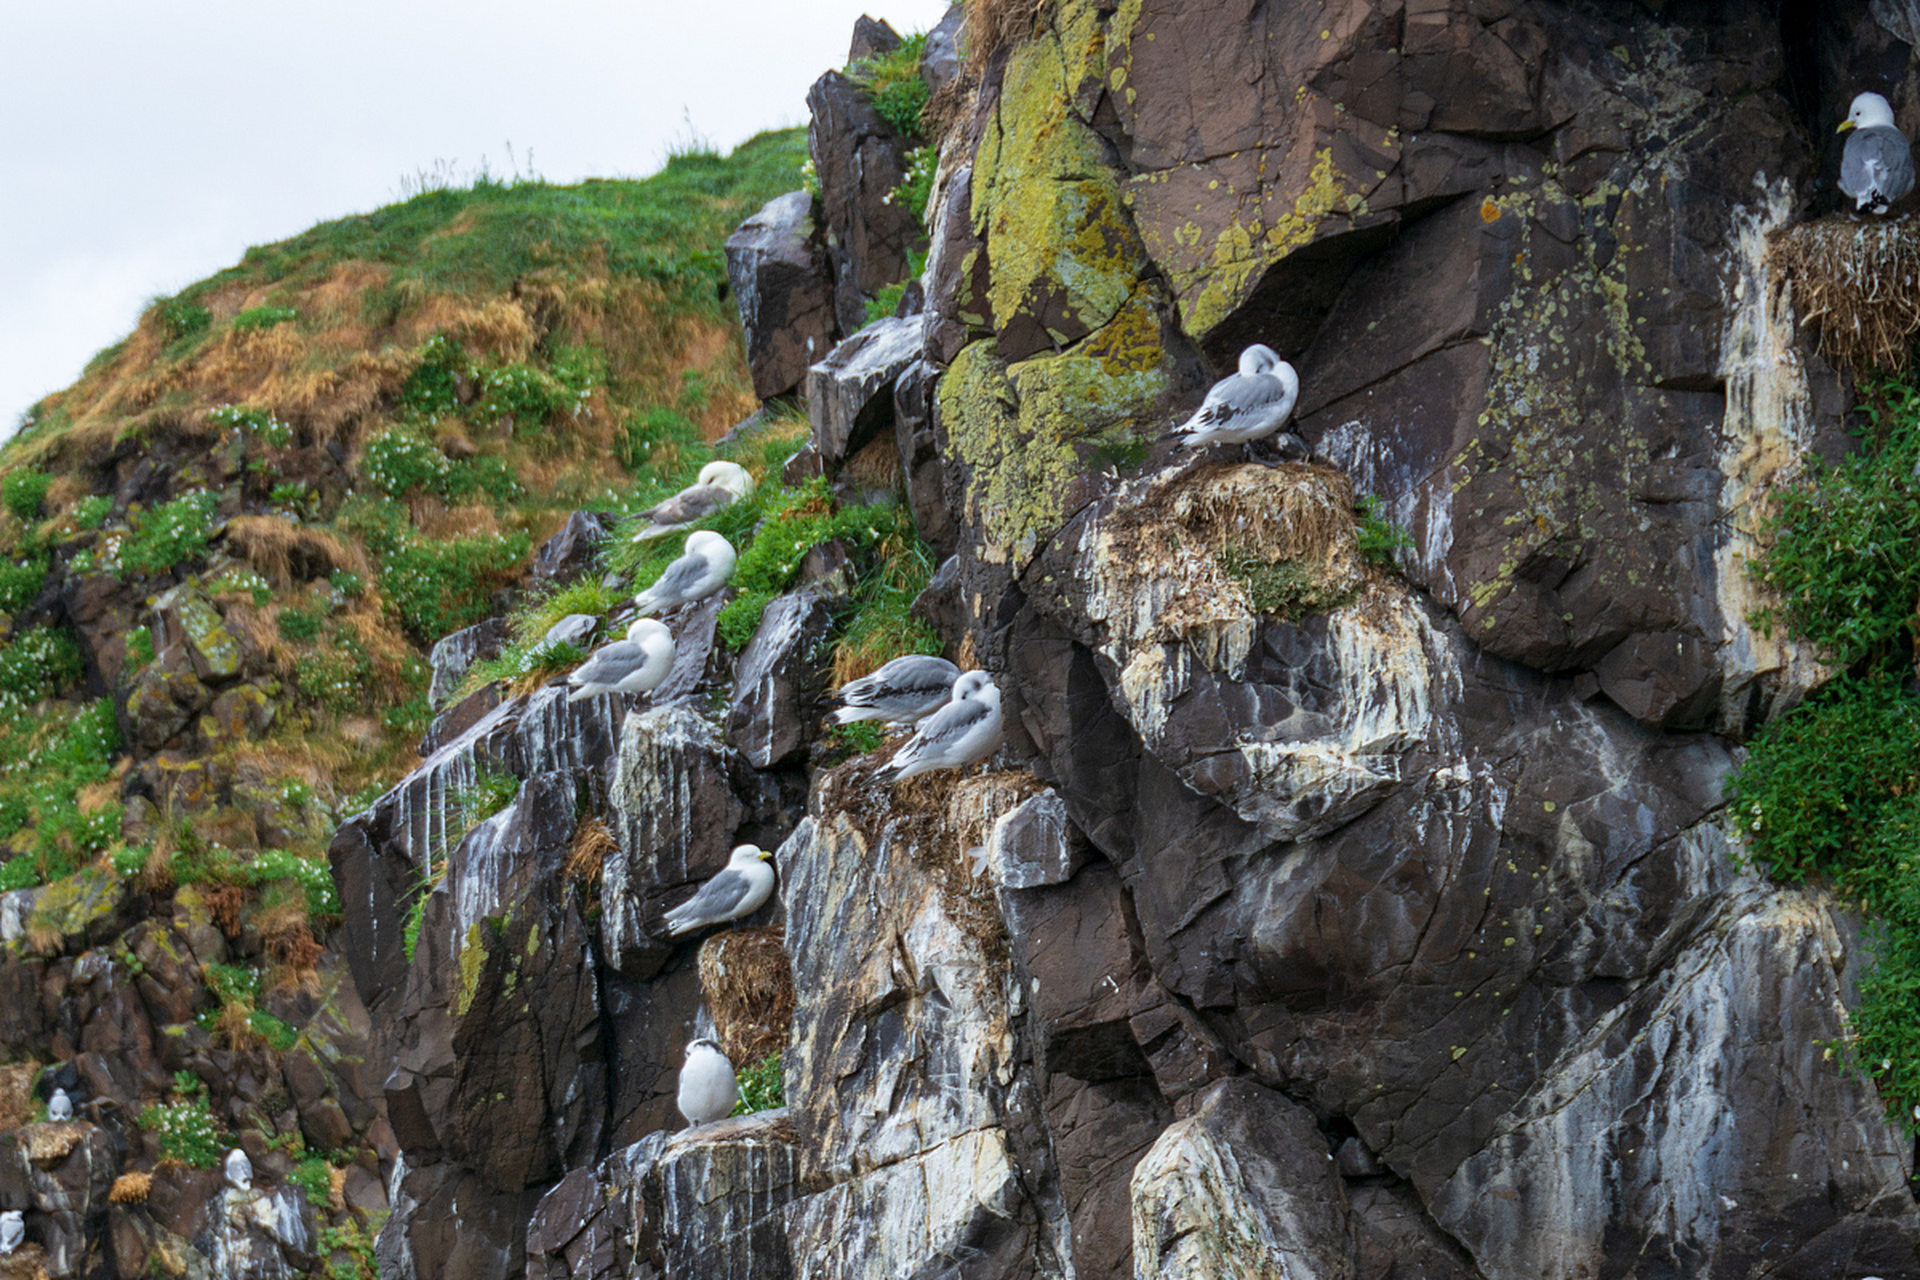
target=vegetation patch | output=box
[138,1071,225,1168]
[1741,376,1920,1128]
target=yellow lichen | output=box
[453,921,486,1018]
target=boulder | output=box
[527,511,610,589]
[806,316,924,466]
[806,71,924,334]
[427,617,512,713]
[726,588,836,769]
[727,192,838,400]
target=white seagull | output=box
[46,1089,72,1122]
[878,670,1003,782]
[225,1147,253,1191]
[832,654,961,729]
[632,462,756,540]
[1172,344,1302,452]
[1839,92,1915,214]
[566,619,675,703]
[0,1211,21,1256]
[663,844,776,937]
[634,531,736,616]
[677,1038,739,1128]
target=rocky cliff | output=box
[4,1,1920,1278]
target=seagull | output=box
[47,1089,72,1122]
[877,670,1003,782]
[565,618,675,703]
[831,654,961,729]
[225,1148,253,1191]
[632,462,756,540]
[676,1038,739,1128]
[0,1211,20,1255]
[1171,344,1303,453]
[663,844,776,937]
[1839,92,1915,214]
[634,531,736,615]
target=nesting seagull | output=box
[46,1089,72,1122]
[0,1211,21,1256]
[878,670,1003,782]
[634,531,736,615]
[664,844,776,937]
[633,462,756,540]
[565,618,675,703]
[1839,92,1915,214]
[832,654,961,729]
[224,1148,253,1191]
[677,1038,739,1128]
[1171,344,1303,454]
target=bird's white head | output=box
[698,461,757,499]
[687,1037,730,1062]
[1238,344,1285,376]
[730,843,772,867]
[1844,92,1897,132]
[951,670,997,703]
[686,530,738,573]
[625,617,673,647]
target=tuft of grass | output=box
[1355,496,1413,568]
[2,470,52,522]
[849,32,929,137]
[232,305,300,334]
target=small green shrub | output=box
[475,362,590,431]
[70,495,112,530]
[278,607,323,643]
[1355,496,1413,567]
[379,528,532,643]
[210,404,294,447]
[231,304,300,333]
[363,429,452,497]
[0,548,48,613]
[289,1156,335,1208]
[886,146,936,226]
[3,470,52,521]
[0,626,85,699]
[157,296,211,343]
[849,32,929,137]
[115,491,218,578]
[138,1075,224,1168]
[125,625,156,671]
[731,1052,784,1115]
[399,335,468,422]
[617,406,699,472]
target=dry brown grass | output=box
[0,1064,40,1132]
[266,924,324,979]
[411,499,504,541]
[110,1171,153,1204]
[965,0,1049,74]
[1773,214,1920,375]
[565,817,618,884]
[22,1121,88,1161]
[204,884,244,937]
[76,779,120,817]
[698,927,796,1067]
[225,517,369,588]
[213,999,264,1051]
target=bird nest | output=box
[20,1121,87,1163]
[1772,214,1920,374]
[698,927,796,1067]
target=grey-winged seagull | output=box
[566,618,675,703]
[832,654,961,729]
[1839,92,1915,214]
[47,1088,72,1122]
[1172,344,1302,453]
[663,844,775,936]
[225,1148,253,1191]
[632,462,756,540]
[677,1038,739,1127]
[0,1211,21,1256]
[634,531,736,615]
[878,670,1002,782]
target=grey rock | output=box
[920,3,964,99]
[427,617,512,713]
[539,613,598,651]
[527,511,610,589]
[807,71,924,334]
[806,316,924,465]
[726,588,836,769]
[726,192,838,399]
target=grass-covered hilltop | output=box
[0,113,940,1277]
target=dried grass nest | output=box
[1772,214,1920,375]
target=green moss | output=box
[454,921,487,1018]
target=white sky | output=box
[0,0,952,432]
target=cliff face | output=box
[5,1,1920,1278]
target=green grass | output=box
[731,1052,785,1115]
[849,33,929,138]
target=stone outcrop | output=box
[727,192,839,399]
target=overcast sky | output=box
[0,0,951,432]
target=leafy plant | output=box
[289,1156,336,1208]
[210,404,294,447]
[0,546,47,613]
[278,607,323,643]
[3,469,51,521]
[1355,496,1413,567]
[70,495,112,529]
[731,1052,784,1115]
[849,32,929,137]
[114,491,218,578]
[0,626,85,699]
[156,296,211,343]
[138,1074,224,1167]
[378,528,532,643]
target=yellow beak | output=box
[1838,120,1857,134]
